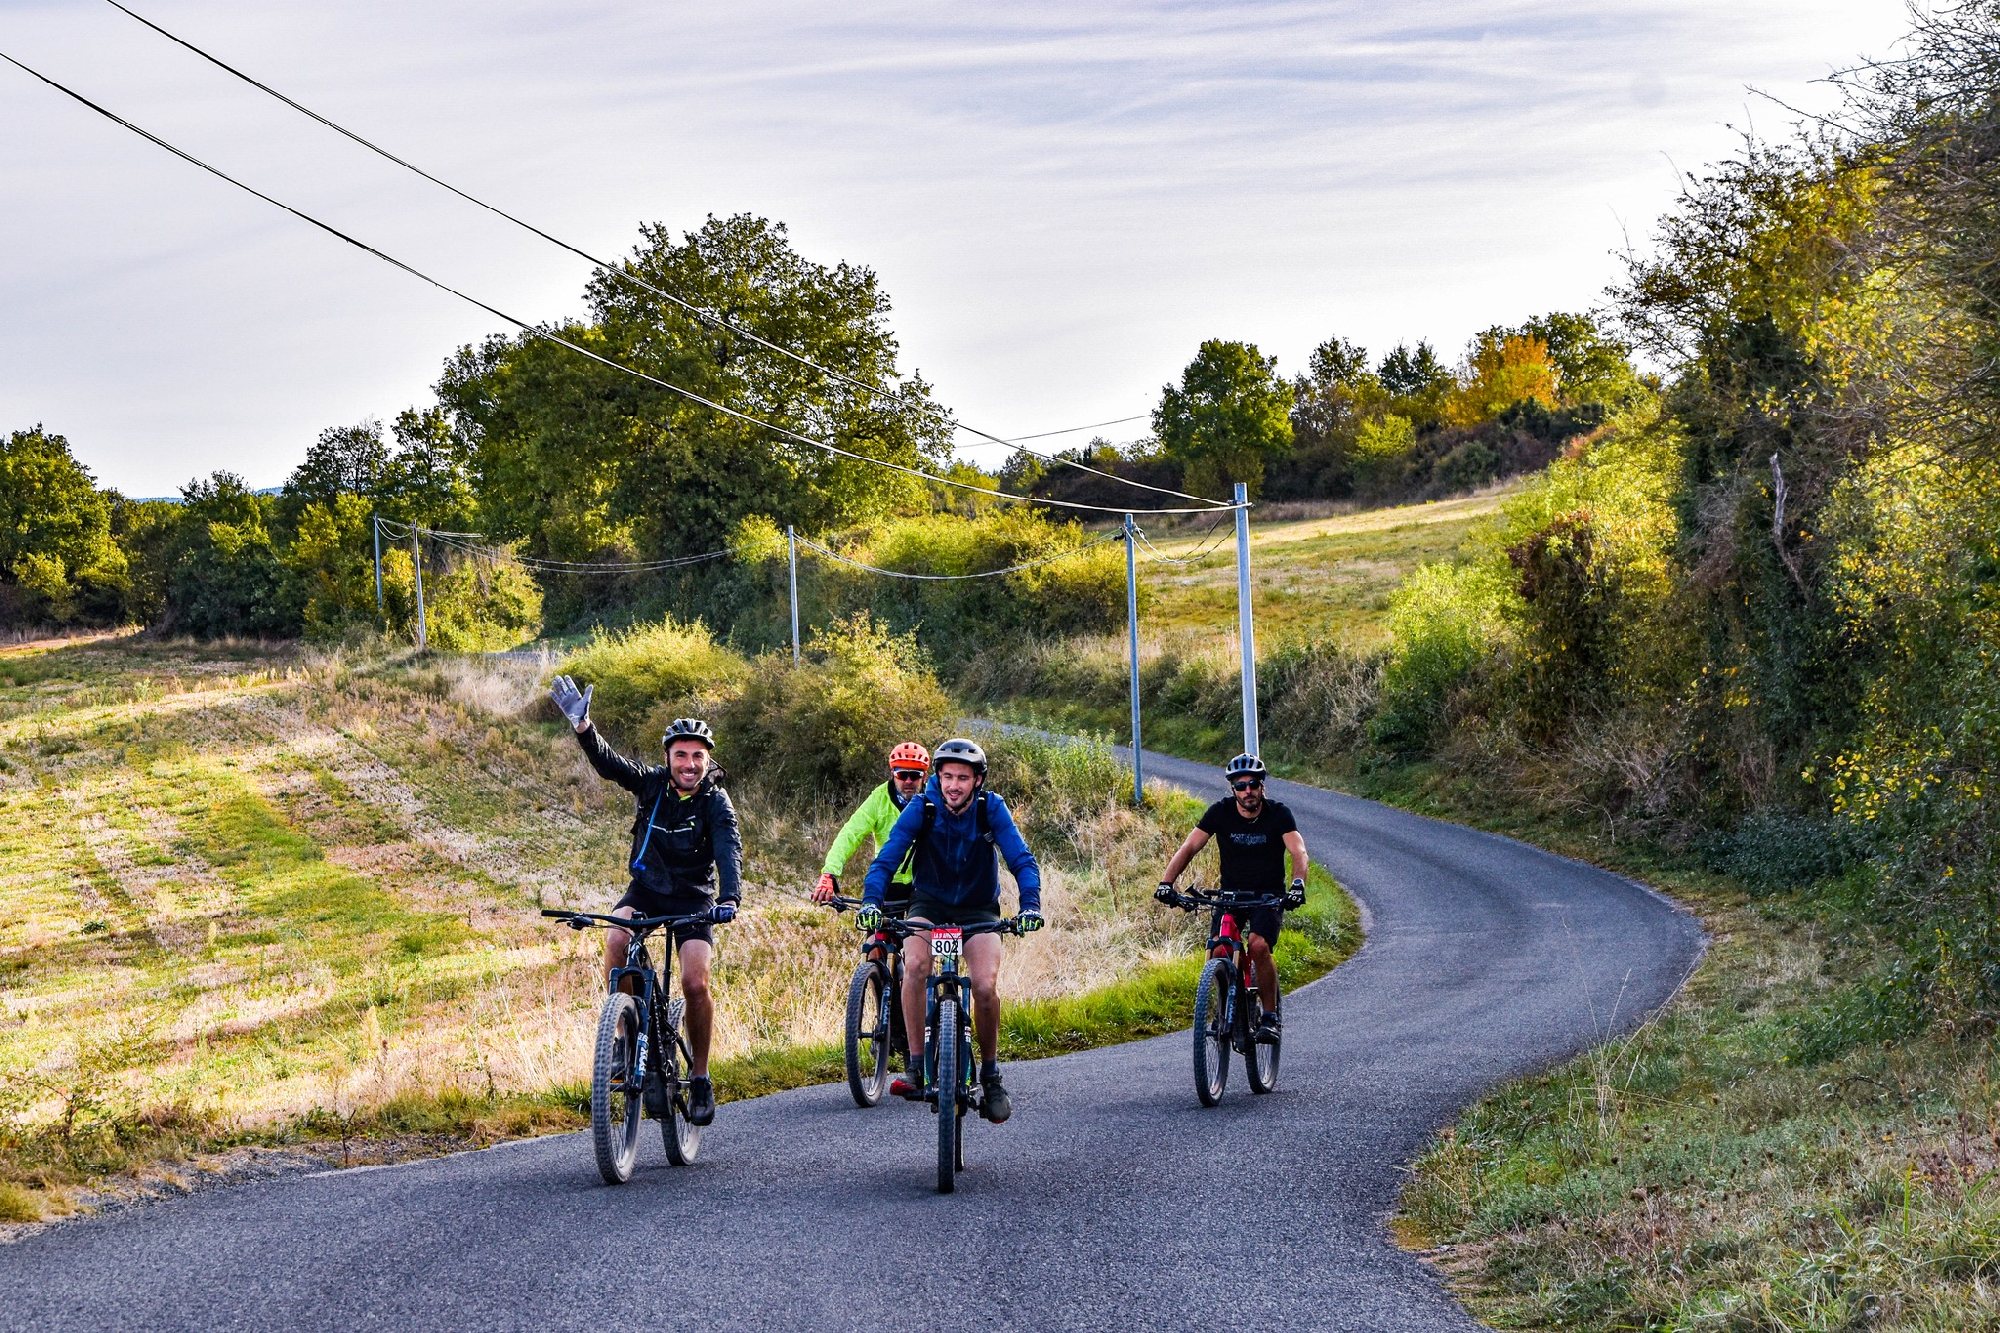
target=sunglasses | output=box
[1231,779,1263,792]
[892,769,927,781]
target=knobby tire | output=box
[1247,976,1282,1094]
[1193,957,1232,1107]
[935,995,961,1194]
[591,992,643,1184]
[844,961,890,1108]
[662,996,701,1165]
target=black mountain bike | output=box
[879,913,1022,1194]
[1159,888,1284,1105]
[542,907,718,1183]
[822,895,909,1107]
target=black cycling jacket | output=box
[576,724,742,903]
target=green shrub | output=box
[555,615,749,741]
[1373,562,1513,750]
[716,613,954,799]
[423,555,544,652]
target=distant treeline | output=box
[1009,312,1652,509]
[3,209,1623,645]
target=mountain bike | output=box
[821,894,909,1108]
[878,913,1022,1194]
[1158,888,1284,1105]
[541,906,718,1183]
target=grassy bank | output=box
[1339,762,1997,1331]
[0,636,1356,1226]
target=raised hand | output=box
[549,674,593,731]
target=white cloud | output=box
[0,0,1909,492]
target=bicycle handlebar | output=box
[1161,887,1285,913]
[876,914,1023,938]
[540,907,722,932]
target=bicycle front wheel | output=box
[1192,957,1233,1107]
[591,991,643,1184]
[661,997,702,1165]
[935,995,961,1194]
[844,961,890,1107]
[1248,978,1282,1094]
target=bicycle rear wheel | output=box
[935,995,961,1194]
[1247,978,1282,1094]
[1192,957,1233,1107]
[844,961,890,1107]
[661,997,701,1165]
[591,992,643,1184]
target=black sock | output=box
[981,1060,1001,1082]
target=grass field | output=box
[0,635,1356,1224]
[1137,485,1514,648]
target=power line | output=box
[101,0,1225,510]
[795,532,1121,581]
[378,518,729,573]
[2,52,1239,518]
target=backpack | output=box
[916,790,995,848]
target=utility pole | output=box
[1233,483,1259,756]
[786,525,801,664]
[372,513,384,615]
[1123,513,1143,806]
[410,527,427,651]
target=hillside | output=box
[1138,486,1515,647]
[0,634,1355,1223]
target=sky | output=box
[1,1,1913,497]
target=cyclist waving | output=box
[1155,753,1308,1042]
[858,737,1042,1122]
[549,674,741,1128]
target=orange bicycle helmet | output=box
[887,741,931,773]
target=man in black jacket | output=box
[549,674,741,1126]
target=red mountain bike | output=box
[1159,888,1284,1105]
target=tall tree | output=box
[0,426,126,624]
[1289,336,1383,453]
[437,214,954,559]
[1153,339,1295,499]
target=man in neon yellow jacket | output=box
[813,740,930,911]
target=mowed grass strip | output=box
[1138,486,1513,647]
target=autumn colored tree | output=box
[1444,332,1560,427]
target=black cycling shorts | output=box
[906,893,1002,928]
[613,884,715,948]
[1216,904,1282,948]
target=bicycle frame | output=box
[543,909,705,1105]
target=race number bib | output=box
[930,926,963,958]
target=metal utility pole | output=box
[786,525,801,664]
[372,514,384,614]
[1123,513,1143,806]
[1233,483,1259,756]
[410,527,428,651]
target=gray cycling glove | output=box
[549,674,593,730]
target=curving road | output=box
[1,750,1701,1332]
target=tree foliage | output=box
[437,214,953,563]
[1153,339,1294,498]
[0,427,127,626]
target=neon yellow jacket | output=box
[821,781,915,885]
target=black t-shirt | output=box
[1197,797,1297,893]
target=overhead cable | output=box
[2,53,1238,517]
[1132,516,1234,567]
[101,0,1224,510]
[795,532,1121,581]
[379,518,729,573]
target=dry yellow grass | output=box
[0,638,1208,1194]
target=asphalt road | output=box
[2,749,1702,1332]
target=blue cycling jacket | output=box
[862,781,1041,915]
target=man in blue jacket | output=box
[859,737,1042,1123]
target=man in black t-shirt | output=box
[1154,753,1310,1040]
